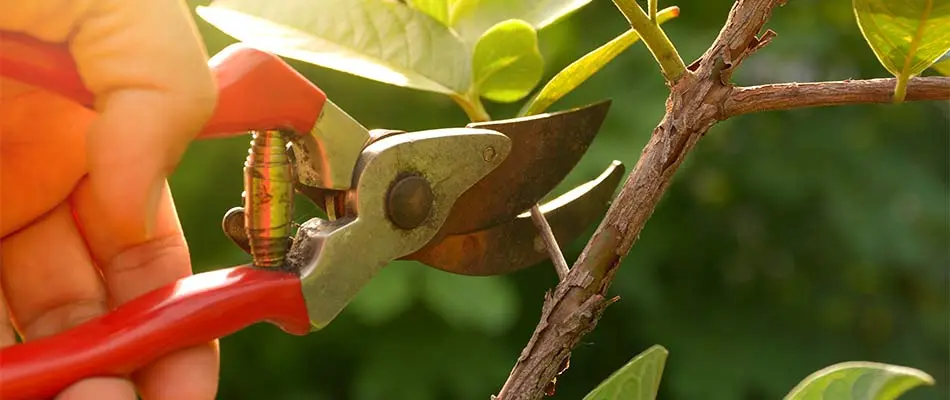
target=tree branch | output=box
[724,77,950,117]
[494,1,793,398]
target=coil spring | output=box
[243,129,294,268]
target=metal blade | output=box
[439,100,612,235]
[404,160,625,276]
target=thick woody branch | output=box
[724,77,950,117]
[494,1,787,399]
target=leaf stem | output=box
[649,0,658,22]
[612,0,687,83]
[452,92,491,122]
[894,0,932,103]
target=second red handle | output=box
[0,266,312,400]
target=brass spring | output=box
[244,129,294,268]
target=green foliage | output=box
[785,361,935,400]
[931,50,950,75]
[852,0,950,100]
[472,19,544,103]
[519,6,680,116]
[446,0,596,44]
[196,0,471,95]
[583,345,668,400]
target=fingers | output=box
[0,78,94,237]
[72,177,220,400]
[73,0,217,243]
[0,202,136,399]
[1,0,218,243]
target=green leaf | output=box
[407,0,480,27]
[421,269,519,335]
[196,0,471,95]
[450,0,595,43]
[471,19,544,103]
[583,345,669,400]
[519,6,680,116]
[930,49,950,75]
[784,361,935,400]
[852,0,950,101]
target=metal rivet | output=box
[483,146,496,162]
[387,175,434,229]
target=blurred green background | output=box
[174,0,949,399]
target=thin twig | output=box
[529,205,570,280]
[611,0,687,82]
[724,77,950,117]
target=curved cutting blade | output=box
[404,160,625,276]
[440,100,612,235]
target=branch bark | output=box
[488,0,941,398]
[725,77,950,117]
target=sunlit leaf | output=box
[852,0,950,101]
[408,0,480,27]
[471,19,544,103]
[784,361,935,400]
[196,0,471,95]
[519,6,680,116]
[451,0,595,43]
[930,49,950,75]
[583,345,668,400]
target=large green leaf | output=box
[852,0,950,100]
[930,49,950,74]
[471,19,544,103]
[583,345,668,400]
[407,0,480,27]
[519,6,680,116]
[784,361,935,400]
[196,0,471,95]
[450,0,595,43]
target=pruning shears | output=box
[0,31,624,400]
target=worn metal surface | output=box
[286,128,511,330]
[244,130,295,267]
[405,161,625,275]
[439,100,612,235]
[289,99,370,190]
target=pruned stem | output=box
[529,205,570,280]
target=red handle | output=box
[0,31,328,138]
[0,266,312,400]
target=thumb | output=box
[71,0,217,241]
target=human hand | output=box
[0,1,219,399]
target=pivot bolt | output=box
[386,175,434,229]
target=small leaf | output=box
[519,6,680,116]
[451,0,595,43]
[784,361,935,400]
[197,0,471,95]
[471,19,544,103]
[583,345,669,400]
[852,0,950,101]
